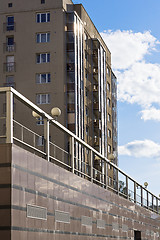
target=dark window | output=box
[7,16,14,31]
[8,3,13,7]
[41,0,45,3]
[134,231,141,240]
[7,36,14,45]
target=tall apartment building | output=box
[0,0,118,169]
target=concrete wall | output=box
[0,143,160,239]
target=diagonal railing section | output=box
[0,87,160,215]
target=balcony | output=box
[3,43,16,52]
[4,62,16,72]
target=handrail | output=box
[0,87,159,214]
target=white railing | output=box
[0,87,160,215]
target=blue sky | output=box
[75,0,160,197]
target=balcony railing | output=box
[4,62,16,72]
[3,43,16,52]
[0,87,160,215]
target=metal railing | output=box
[3,62,16,72]
[0,87,160,215]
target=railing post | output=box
[117,169,119,195]
[90,150,93,182]
[134,182,136,203]
[152,194,154,210]
[70,136,74,173]
[146,191,149,209]
[105,161,108,189]
[44,118,50,162]
[156,197,158,213]
[141,187,143,207]
[126,176,128,199]
[6,90,13,143]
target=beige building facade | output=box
[0,0,118,172]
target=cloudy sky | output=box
[76,0,160,197]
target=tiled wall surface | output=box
[0,144,160,240]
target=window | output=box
[36,12,50,23]
[85,87,88,97]
[37,116,44,125]
[108,144,111,153]
[36,94,50,104]
[36,33,50,43]
[36,73,50,83]
[7,16,14,31]
[7,36,14,45]
[108,113,111,122]
[6,36,14,51]
[107,98,111,107]
[6,56,15,72]
[85,106,89,116]
[36,53,50,63]
[86,126,89,135]
[41,0,45,3]
[107,67,110,76]
[6,75,14,83]
[8,3,13,7]
[108,129,111,138]
[107,82,110,92]
[6,75,15,87]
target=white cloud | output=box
[141,107,160,121]
[101,30,160,120]
[101,30,158,70]
[119,139,160,158]
[117,61,160,107]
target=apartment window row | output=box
[5,12,50,32]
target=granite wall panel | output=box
[0,144,160,240]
